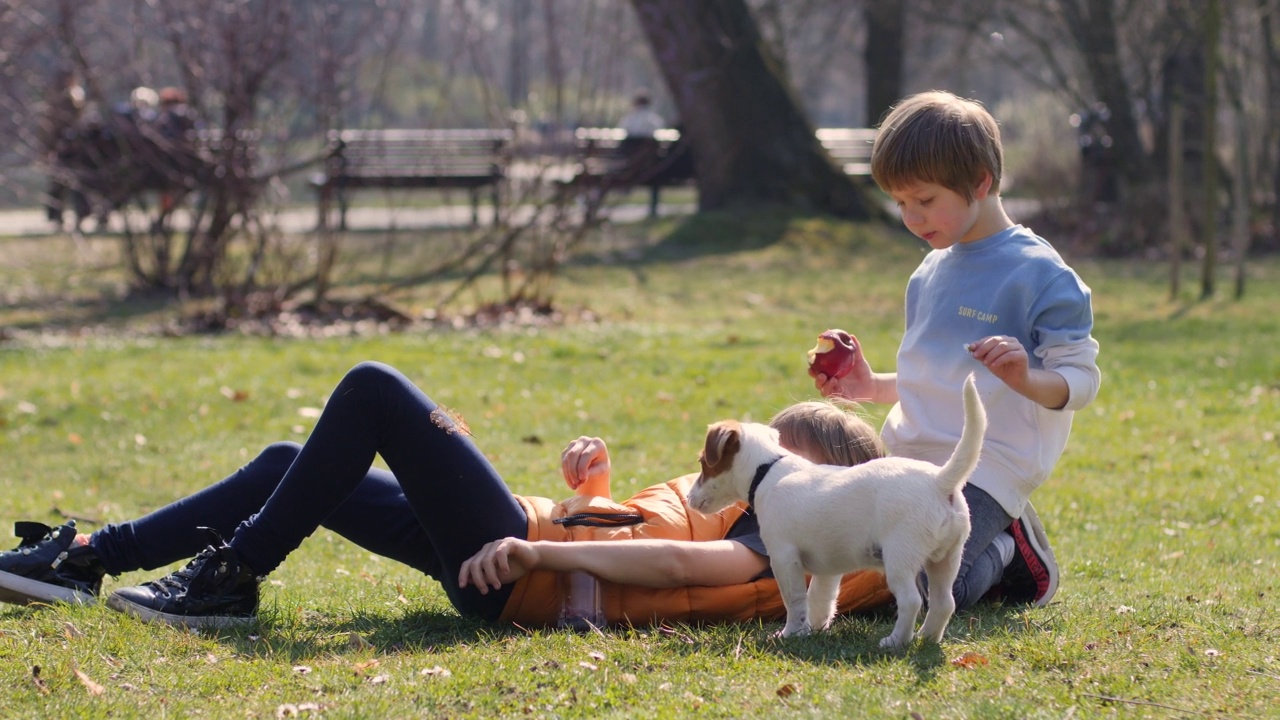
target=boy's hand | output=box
[561,436,611,494]
[967,335,1030,390]
[459,537,538,594]
[968,336,1071,409]
[810,333,875,400]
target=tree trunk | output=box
[1200,0,1221,299]
[863,0,905,127]
[1060,0,1152,193]
[1260,0,1280,251]
[1168,99,1185,299]
[628,0,875,218]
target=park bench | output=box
[312,128,513,230]
[563,127,876,215]
[562,127,693,218]
[816,127,878,178]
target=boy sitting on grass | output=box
[811,90,1102,609]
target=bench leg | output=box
[649,184,660,219]
[316,185,331,232]
[338,189,349,232]
[490,182,501,226]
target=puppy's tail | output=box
[936,373,987,497]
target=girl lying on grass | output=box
[1,361,894,630]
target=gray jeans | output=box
[919,484,1014,610]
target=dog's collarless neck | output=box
[747,458,779,510]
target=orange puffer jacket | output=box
[499,473,892,627]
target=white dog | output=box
[688,373,986,648]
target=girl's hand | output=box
[561,436,611,496]
[458,537,538,594]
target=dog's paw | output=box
[779,623,812,638]
[878,633,911,649]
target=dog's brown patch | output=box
[699,420,742,477]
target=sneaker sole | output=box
[105,592,256,630]
[1015,504,1059,607]
[0,569,96,606]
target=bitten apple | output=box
[806,329,857,379]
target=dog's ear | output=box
[701,420,741,472]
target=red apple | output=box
[806,329,857,379]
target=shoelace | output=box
[148,546,222,593]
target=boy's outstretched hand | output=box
[967,335,1070,409]
[966,335,1030,388]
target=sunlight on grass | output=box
[1,216,1277,718]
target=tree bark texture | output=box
[628,0,874,218]
[863,0,905,127]
[1059,0,1151,190]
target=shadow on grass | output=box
[204,606,524,662]
[139,597,1044,672]
[737,602,1049,680]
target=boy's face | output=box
[888,181,985,250]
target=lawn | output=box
[0,213,1277,718]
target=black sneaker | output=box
[999,502,1059,607]
[105,528,259,629]
[0,520,105,606]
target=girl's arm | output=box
[458,537,769,594]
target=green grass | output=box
[1,215,1278,718]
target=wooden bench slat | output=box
[313,128,512,229]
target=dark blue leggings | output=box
[89,362,529,621]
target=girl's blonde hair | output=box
[871,90,1003,202]
[769,399,886,467]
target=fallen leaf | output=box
[419,666,452,678]
[293,665,312,674]
[369,674,390,684]
[75,669,106,696]
[578,661,598,671]
[63,621,85,638]
[31,666,49,695]
[588,651,605,661]
[950,651,989,668]
[1205,648,1221,657]
[297,407,323,419]
[68,432,82,445]
[220,386,249,402]
[777,683,799,697]
[352,658,380,674]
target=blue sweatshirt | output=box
[881,225,1101,517]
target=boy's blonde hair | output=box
[769,399,886,467]
[871,90,1003,202]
